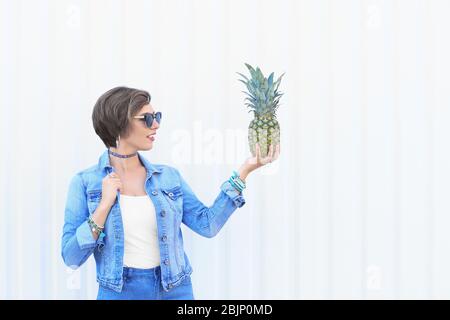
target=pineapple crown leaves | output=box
[237,63,285,116]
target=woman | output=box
[61,86,280,300]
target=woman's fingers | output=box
[262,144,274,164]
[263,144,280,164]
[113,179,122,190]
[108,172,121,181]
[256,143,261,163]
[108,173,116,179]
[106,172,122,190]
[273,144,280,161]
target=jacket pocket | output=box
[161,185,183,215]
[87,190,102,214]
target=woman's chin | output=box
[141,143,153,151]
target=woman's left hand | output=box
[237,143,280,182]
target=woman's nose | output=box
[152,119,160,129]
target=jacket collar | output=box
[98,149,162,178]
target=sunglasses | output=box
[133,112,162,128]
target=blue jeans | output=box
[97,266,195,300]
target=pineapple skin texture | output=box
[248,115,280,157]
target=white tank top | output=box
[119,194,161,269]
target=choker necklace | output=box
[108,149,138,159]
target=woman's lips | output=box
[147,135,155,141]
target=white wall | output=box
[0,0,449,299]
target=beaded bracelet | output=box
[88,216,105,237]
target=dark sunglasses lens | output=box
[143,112,162,127]
[145,114,154,128]
[155,112,162,123]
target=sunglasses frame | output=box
[133,111,162,128]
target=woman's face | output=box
[122,103,160,151]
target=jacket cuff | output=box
[220,181,246,208]
[75,220,98,250]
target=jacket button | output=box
[161,235,167,242]
[152,190,158,196]
[160,210,166,217]
[168,192,174,197]
[164,259,170,265]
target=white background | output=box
[0,0,449,299]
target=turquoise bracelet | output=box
[232,171,246,187]
[233,177,245,189]
[229,171,246,193]
[228,177,242,192]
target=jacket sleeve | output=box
[176,169,246,238]
[61,174,100,269]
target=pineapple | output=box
[238,63,284,157]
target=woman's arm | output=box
[178,143,280,238]
[61,174,104,268]
[176,169,246,238]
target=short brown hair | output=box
[92,86,151,148]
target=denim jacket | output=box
[61,150,246,293]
